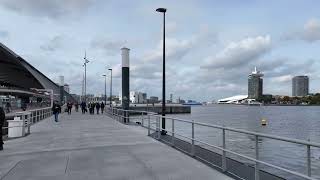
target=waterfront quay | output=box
[0,112,232,180]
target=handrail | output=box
[106,107,320,180]
[111,108,320,148]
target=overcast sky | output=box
[1,0,320,101]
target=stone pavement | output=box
[0,112,233,180]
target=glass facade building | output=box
[248,67,264,99]
[292,76,309,97]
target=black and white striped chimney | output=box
[121,47,130,122]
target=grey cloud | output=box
[282,18,320,43]
[194,56,317,98]
[201,35,271,69]
[132,29,217,80]
[0,0,94,19]
[143,29,217,63]
[260,58,316,78]
[302,19,320,42]
[90,38,126,56]
[40,35,64,52]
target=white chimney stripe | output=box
[121,47,130,68]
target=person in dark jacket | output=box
[0,107,5,150]
[75,103,79,112]
[52,102,61,122]
[80,101,86,114]
[88,102,92,114]
[67,102,72,115]
[96,102,100,114]
[100,102,105,114]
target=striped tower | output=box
[121,47,130,123]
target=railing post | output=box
[141,112,144,127]
[191,120,195,156]
[157,117,161,139]
[255,135,260,180]
[171,119,175,147]
[27,114,31,134]
[222,128,227,172]
[148,115,150,136]
[307,143,311,177]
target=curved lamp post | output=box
[156,7,167,135]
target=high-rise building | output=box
[292,76,309,96]
[248,67,264,99]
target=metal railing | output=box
[106,107,320,180]
[2,104,67,137]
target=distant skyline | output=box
[1,0,320,101]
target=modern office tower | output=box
[248,67,264,99]
[292,76,309,96]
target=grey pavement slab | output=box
[0,112,233,180]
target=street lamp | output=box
[108,68,112,107]
[102,74,107,105]
[156,7,167,135]
[83,51,90,103]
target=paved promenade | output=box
[0,112,233,180]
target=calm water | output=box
[165,105,320,180]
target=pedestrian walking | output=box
[0,106,5,151]
[81,101,86,114]
[5,102,11,113]
[96,102,100,114]
[67,102,72,115]
[101,102,105,114]
[90,103,95,115]
[52,102,61,122]
[88,102,92,114]
[75,103,79,112]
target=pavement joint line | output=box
[64,155,70,174]
[0,160,22,180]
[0,142,156,157]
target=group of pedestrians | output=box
[51,101,106,123]
[80,101,105,115]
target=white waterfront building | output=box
[218,95,248,104]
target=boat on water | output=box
[182,100,202,106]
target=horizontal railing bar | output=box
[193,138,317,180]
[150,114,320,148]
[157,121,317,180]
[108,108,320,180]
[112,108,320,147]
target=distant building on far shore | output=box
[148,96,159,104]
[292,76,309,97]
[248,67,264,99]
[130,91,147,103]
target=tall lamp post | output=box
[108,68,113,107]
[83,51,90,102]
[102,74,107,105]
[156,7,167,135]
